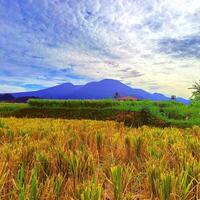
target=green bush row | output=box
[28,99,121,108]
[0,99,200,128]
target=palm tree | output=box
[189,80,200,101]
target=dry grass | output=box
[0,118,199,199]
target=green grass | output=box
[0,103,27,116]
[28,99,120,108]
[0,99,200,127]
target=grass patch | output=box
[0,99,199,127]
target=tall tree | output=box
[114,92,120,99]
[189,80,200,101]
[171,95,176,101]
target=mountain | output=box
[12,83,82,99]
[0,94,39,103]
[176,97,190,104]
[151,93,169,101]
[5,79,189,104]
[0,94,15,101]
[68,79,152,99]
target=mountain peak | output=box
[8,79,190,104]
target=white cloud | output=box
[0,85,25,93]
[0,0,200,98]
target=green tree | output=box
[189,80,200,101]
[114,92,120,99]
[171,95,176,101]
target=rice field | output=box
[0,118,199,199]
[1,100,200,127]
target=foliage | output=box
[189,80,200,101]
[0,99,200,128]
[28,99,120,108]
[80,177,102,200]
[0,118,198,199]
[114,92,121,99]
[110,166,123,200]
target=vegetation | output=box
[0,99,200,127]
[189,80,200,101]
[114,92,121,99]
[0,118,199,199]
[0,103,27,116]
[27,99,120,108]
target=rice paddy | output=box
[0,118,199,199]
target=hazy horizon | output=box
[0,0,200,98]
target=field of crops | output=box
[0,99,200,127]
[0,118,199,199]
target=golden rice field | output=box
[0,118,199,200]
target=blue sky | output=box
[0,0,200,98]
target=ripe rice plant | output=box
[0,162,9,197]
[158,173,173,200]
[110,166,123,200]
[0,117,198,199]
[15,163,27,200]
[29,166,38,200]
[54,174,64,200]
[132,136,143,159]
[68,152,80,192]
[80,177,102,200]
[176,161,200,199]
[148,165,161,197]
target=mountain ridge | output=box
[1,79,190,104]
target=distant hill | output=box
[12,83,82,99]
[0,93,38,103]
[0,94,15,101]
[1,79,190,104]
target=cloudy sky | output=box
[0,0,200,98]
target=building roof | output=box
[117,96,137,101]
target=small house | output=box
[117,96,137,101]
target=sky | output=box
[0,0,200,98]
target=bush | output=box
[1,99,200,128]
[28,99,121,109]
